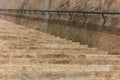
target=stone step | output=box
[4,39,86,49]
[7,46,96,51]
[39,55,118,65]
[0,65,119,80]
[0,72,93,80]
[28,46,96,50]
[0,29,75,44]
[8,55,120,65]
[0,30,68,43]
[0,33,69,41]
[0,34,74,44]
[0,50,108,60]
[9,48,107,55]
[2,53,120,65]
[6,44,88,49]
[0,36,72,44]
[0,72,120,80]
[2,40,80,47]
[0,65,111,73]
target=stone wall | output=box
[0,0,120,54]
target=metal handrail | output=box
[0,9,120,14]
[0,9,120,25]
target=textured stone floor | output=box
[0,19,119,80]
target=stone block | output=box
[0,58,9,64]
[111,65,120,72]
[94,72,120,79]
[11,58,38,65]
[11,53,37,58]
[84,65,110,72]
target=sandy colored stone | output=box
[111,65,120,72]
[0,58,9,64]
[11,58,38,65]
[94,72,120,79]
[0,18,118,80]
[11,53,37,58]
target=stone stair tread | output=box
[4,40,80,46]
[0,51,108,59]
[8,48,105,54]
[1,53,119,65]
[0,65,113,73]
[0,65,116,80]
[2,40,80,46]
[7,45,88,49]
[0,34,74,44]
[7,46,96,51]
[7,54,119,65]
[29,46,97,51]
[0,33,71,41]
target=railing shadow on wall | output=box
[0,12,119,36]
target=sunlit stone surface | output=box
[0,18,118,80]
[0,0,119,79]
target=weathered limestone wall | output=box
[0,0,120,54]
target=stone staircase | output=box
[0,19,119,80]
